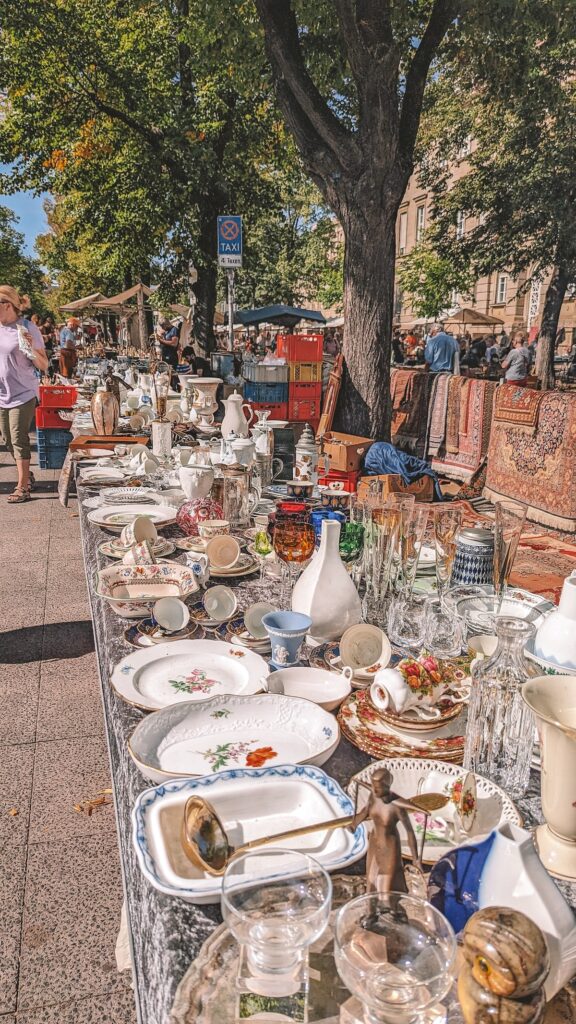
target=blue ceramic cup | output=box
[261,611,312,669]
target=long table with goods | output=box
[77,484,575,1024]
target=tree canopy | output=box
[0,204,46,310]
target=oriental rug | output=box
[426,372,451,457]
[494,381,543,433]
[390,369,431,457]
[446,376,464,453]
[432,380,497,482]
[484,389,576,532]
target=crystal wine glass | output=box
[365,506,401,625]
[493,500,526,609]
[273,518,315,609]
[221,849,332,979]
[433,505,462,600]
[334,892,457,1024]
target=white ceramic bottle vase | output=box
[291,519,362,641]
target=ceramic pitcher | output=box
[221,390,252,438]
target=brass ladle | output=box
[181,791,450,876]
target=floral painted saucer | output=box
[338,689,465,763]
[98,538,176,560]
[309,641,403,685]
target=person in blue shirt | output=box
[59,317,79,348]
[424,324,459,372]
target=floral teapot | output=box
[221,390,252,439]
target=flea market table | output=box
[77,491,570,1024]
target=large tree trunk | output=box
[194,203,218,355]
[333,204,397,438]
[536,264,569,390]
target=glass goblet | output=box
[222,849,332,979]
[433,506,462,600]
[334,892,457,1024]
[493,500,526,608]
[424,596,464,658]
[273,520,315,609]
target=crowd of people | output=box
[392,324,538,384]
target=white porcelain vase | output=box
[291,519,362,641]
[178,464,214,501]
[534,571,576,669]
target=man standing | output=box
[424,323,459,372]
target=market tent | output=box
[444,307,504,327]
[326,315,344,328]
[60,292,108,312]
[92,282,153,308]
[231,304,326,328]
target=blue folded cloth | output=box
[363,442,444,500]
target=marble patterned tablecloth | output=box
[77,496,574,1024]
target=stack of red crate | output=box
[35,384,77,468]
[277,334,323,427]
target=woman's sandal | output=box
[7,488,31,503]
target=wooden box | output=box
[357,473,434,503]
[69,435,149,451]
[322,432,374,472]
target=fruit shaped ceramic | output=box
[291,519,362,641]
[458,907,549,1024]
[91,388,119,435]
[427,822,576,999]
[534,571,576,669]
[176,497,224,536]
[221,390,252,438]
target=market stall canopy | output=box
[230,304,326,328]
[326,315,344,328]
[444,307,505,327]
[93,283,153,309]
[60,292,108,312]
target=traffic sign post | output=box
[217,216,242,350]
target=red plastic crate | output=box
[288,381,322,402]
[36,407,73,429]
[277,334,323,362]
[288,361,322,383]
[289,396,323,421]
[318,469,359,493]
[39,384,77,408]
[249,401,289,423]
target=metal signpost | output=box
[217,216,242,351]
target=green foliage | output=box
[397,237,473,320]
[0,205,47,312]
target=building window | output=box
[399,212,408,254]
[416,206,426,242]
[496,274,508,304]
[450,289,460,308]
[456,211,466,239]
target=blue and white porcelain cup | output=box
[261,611,312,669]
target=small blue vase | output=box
[261,611,312,668]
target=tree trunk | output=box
[333,205,396,438]
[536,265,569,391]
[193,203,218,355]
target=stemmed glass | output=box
[386,495,416,594]
[273,518,315,609]
[398,504,429,596]
[433,505,462,601]
[349,496,371,587]
[365,506,401,625]
[494,501,526,608]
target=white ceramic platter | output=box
[80,466,126,483]
[132,764,366,903]
[87,503,179,532]
[349,757,521,864]
[98,538,176,560]
[111,640,269,711]
[128,693,340,783]
[100,487,160,504]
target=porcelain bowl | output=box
[95,562,198,618]
[524,634,572,676]
[267,667,352,711]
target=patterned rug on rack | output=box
[432,379,497,482]
[390,368,431,457]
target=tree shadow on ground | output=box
[0,620,95,663]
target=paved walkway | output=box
[0,442,136,1022]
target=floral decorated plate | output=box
[111,640,269,711]
[209,552,259,577]
[174,536,209,553]
[132,765,366,904]
[338,689,465,762]
[87,503,179,532]
[98,538,176,560]
[123,621,205,650]
[349,757,521,864]
[128,693,340,783]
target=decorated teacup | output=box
[152,597,190,633]
[198,519,230,540]
[370,655,468,720]
[122,539,156,566]
[120,516,158,547]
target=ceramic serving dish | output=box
[455,587,554,633]
[95,563,198,618]
[87,503,179,533]
[267,667,352,711]
[349,757,521,864]
[128,693,340,783]
[524,633,571,675]
[132,764,367,904]
[111,640,269,711]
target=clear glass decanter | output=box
[463,616,539,799]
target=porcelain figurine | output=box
[221,390,252,439]
[427,822,576,999]
[352,767,421,894]
[291,519,362,641]
[458,908,549,1024]
[534,571,576,669]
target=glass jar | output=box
[463,616,540,799]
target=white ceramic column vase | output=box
[152,421,172,459]
[91,389,119,435]
[534,571,576,669]
[291,519,362,641]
